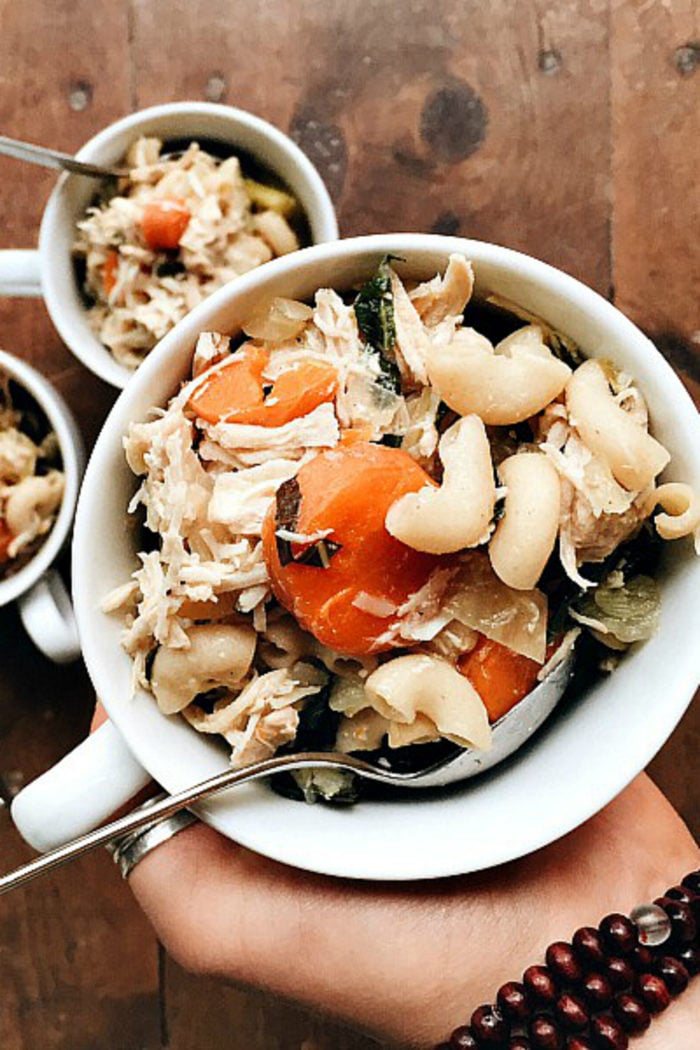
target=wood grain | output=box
[611,0,700,400]
[610,0,700,835]
[131,0,612,291]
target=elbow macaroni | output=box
[489,453,561,590]
[364,654,492,750]
[647,483,700,542]
[566,360,670,491]
[425,324,571,425]
[151,623,256,714]
[385,415,495,554]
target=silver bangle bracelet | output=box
[108,793,199,879]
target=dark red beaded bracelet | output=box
[435,869,700,1050]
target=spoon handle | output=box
[0,752,387,896]
[0,134,123,179]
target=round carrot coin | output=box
[262,442,441,655]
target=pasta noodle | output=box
[425,324,571,425]
[489,453,561,590]
[647,482,700,543]
[385,415,495,553]
[364,654,492,750]
[566,360,670,491]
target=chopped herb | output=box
[276,535,343,569]
[354,256,397,356]
[275,477,301,532]
[274,478,342,568]
[354,256,404,394]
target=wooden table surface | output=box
[0,2,698,1048]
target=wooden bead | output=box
[590,1014,629,1049]
[573,928,607,968]
[679,944,700,976]
[554,992,588,1032]
[470,1004,510,1045]
[497,982,531,1023]
[449,1025,478,1048]
[598,914,637,956]
[523,966,558,1009]
[546,943,583,985]
[529,1015,564,1050]
[629,945,654,972]
[581,972,613,1010]
[654,955,690,996]
[636,973,671,1013]
[612,993,651,1034]
[604,957,634,992]
[680,870,700,895]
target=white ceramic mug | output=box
[0,348,84,663]
[0,102,338,389]
[12,235,700,878]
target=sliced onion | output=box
[242,297,313,342]
[445,551,548,663]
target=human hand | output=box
[123,771,700,1048]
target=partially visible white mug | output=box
[0,348,84,662]
[0,102,338,390]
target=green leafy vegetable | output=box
[354,256,396,355]
[354,256,403,393]
[574,574,661,645]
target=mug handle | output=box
[11,720,152,853]
[17,568,82,664]
[0,249,42,296]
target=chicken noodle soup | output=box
[73,137,305,369]
[0,369,65,580]
[104,255,700,802]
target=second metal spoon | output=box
[0,133,130,179]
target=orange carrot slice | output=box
[458,637,541,723]
[262,442,441,655]
[103,249,119,295]
[141,198,191,251]
[188,351,338,428]
[188,346,269,423]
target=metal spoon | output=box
[0,654,573,896]
[0,133,130,179]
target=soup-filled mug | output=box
[11,235,700,878]
[0,349,84,662]
[0,101,338,389]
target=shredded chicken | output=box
[106,256,693,774]
[74,138,301,369]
